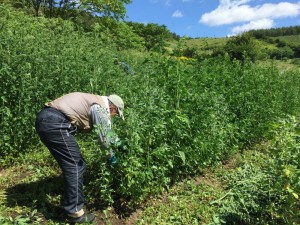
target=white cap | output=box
[108,94,124,120]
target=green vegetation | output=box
[0,2,300,224]
[176,27,300,63]
[136,116,300,225]
[275,35,300,45]
[248,26,300,38]
[7,0,131,19]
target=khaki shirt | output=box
[47,92,105,132]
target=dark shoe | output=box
[67,212,95,224]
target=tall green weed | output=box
[211,116,300,224]
[1,5,300,208]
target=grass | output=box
[275,35,300,44]
[0,145,129,225]
[165,37,228,54]
[183,35,300,50]
[132,145,295,225]
[185,37,228,49]
[0,147,229,224]
[257,58,300,72]
[131,150,265,224]
[0,148,63,224]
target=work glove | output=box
[107,150,118,167]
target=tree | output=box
[291,44,300,58]
[247,26,300,38]
[224,33,259,62]
[92,17,144,50]
[78,0,131,19]
[270,46,295,60]
[6,0,132,19]
[127,22,173,52]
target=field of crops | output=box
[1,5,300,225]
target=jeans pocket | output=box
[69,124,77,135]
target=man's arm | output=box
[90,104,120,150]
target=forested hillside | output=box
[2,0,300,58]
[248,26,300,38]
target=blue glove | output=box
[107,150,118,166]
[108,155,117,166]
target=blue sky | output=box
[125,0,300,38]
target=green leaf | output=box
[178,151,186,165]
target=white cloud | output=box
[220,0,251,7]
[173,10,184,18]
[165,0,171,6]
[199,0,300,26]
[231,18,274,35]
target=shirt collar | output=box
[101,96,110,110]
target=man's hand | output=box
[107,155,118,166]
[107,149,118,166]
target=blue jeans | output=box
[35,106,85,215]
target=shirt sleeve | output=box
[90,104,120,150]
